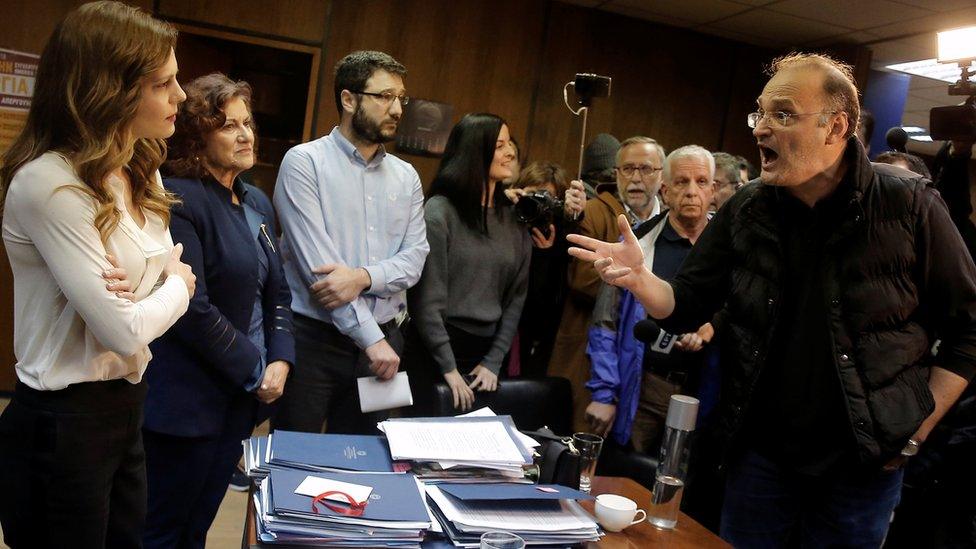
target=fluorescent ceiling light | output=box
[886,58,973,83]
[901,126,927,133]
[910,135,934,142]
[938,27,976,64]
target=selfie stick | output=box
[564,76,611,219]
[563,81,590,183]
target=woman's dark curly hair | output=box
[163,72,254,178]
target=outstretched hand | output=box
[567,214,646,290]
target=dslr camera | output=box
[515,190,564,239]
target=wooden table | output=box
[243,476,729,548]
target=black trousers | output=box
[400,321,494,416]
[142,419,248,549]
[272,314,403,434]
[0,379,147,549]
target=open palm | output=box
[567,214,646,290]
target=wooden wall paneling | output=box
[527,3,741,176]
[718,46,776,167]
[316,0,548,186]
[158,0,329,44]
[2,0,153,54]
[172,23,321,142]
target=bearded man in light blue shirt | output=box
[272,51,429,434]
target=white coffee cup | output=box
[594,494,647,532]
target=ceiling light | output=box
[886,59,973,83]
[938,27,976,64]
[901,126,927,133]
[909,135,934,142]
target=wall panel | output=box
[316,0,549,184]
[158,0,329,43]
[527,2,769,175]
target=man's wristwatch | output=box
[900,438,921,457]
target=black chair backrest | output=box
[432,377,573,435]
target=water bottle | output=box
[647,394,699,529]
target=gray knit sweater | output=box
[407,195,532,374]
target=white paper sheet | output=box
[456,407,541,450]
[381,419,527,464]
[357,371,413,413]
[294,475,373,505]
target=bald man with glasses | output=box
[569,53,976,548]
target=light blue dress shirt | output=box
[273,127,429,349]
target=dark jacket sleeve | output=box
[250,185,295,367]
[659,194,738,334]
[166,182,262,388]
[917,185,976,383]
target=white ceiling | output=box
[559,0,976,155]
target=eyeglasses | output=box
[617,164,663,179]
[354,90,410,106]
[747,109,837,129]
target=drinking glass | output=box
[573,432,604,493]
[480,531,526,549]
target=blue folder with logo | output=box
[269,431,395,473]
[268,466,430,525]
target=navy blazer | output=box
[145,176,295,438]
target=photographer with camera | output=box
[584,145,716,453]
[503,162,586,376]
[549,136,666,432]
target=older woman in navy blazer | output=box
[142,73,295,549]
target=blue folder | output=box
[438,483,594,501]
[269,431,395,472]
[268,466,430,523]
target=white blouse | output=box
[2,152,190,390]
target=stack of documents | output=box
[243,435,270,481]
[253,466,432,547]
[377,416,537,483]
[423,483,602,547]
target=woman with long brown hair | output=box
[0,2,194,546]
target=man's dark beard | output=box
[352,105,396,145]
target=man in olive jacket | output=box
[549,136,664,432]
[569,53,976,547]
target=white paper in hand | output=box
[358,371,413,413]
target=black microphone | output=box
[634,319,677,354]
[885,127,908,153]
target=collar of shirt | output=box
[202,173,250,204]
[330,126,387,168]
[625,195,661,224]
[660,217,692,244]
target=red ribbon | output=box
[311,490,368,517]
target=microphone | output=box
[885,127,908,153]
[634,319,677,354]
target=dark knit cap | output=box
[582,133,620,183]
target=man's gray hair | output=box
[616,136,666,167]
[712,152,742,185]
[663,145,715,182]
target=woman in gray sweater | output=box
[405,113,532,412]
